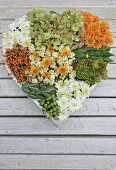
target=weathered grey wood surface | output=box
[0,1,116,169]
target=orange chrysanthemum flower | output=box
[42,71,51,78]
[31,67,40,77]
[101,21,110,32]
[84,12,113,48]
[57,65,68,76]
[60,48,71,56]
[47,45,54,53]
[102,35,113,47]
[41,57,52,68]
[93,40,102,49]
[85,35,95,47]
[88,22,101,34]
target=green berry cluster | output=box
[75,57,108,86]
[39,94,61,120]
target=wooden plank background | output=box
[0,0,116,169]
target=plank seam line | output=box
[1,135,116,138]
[0,96,115,98]
[1,134,116,137]
[0,6,116,8]
[0,115,116,118]
[0,153,116,156]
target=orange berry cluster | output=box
[4,44,31,82]
[84,12,113,49]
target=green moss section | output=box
[28,7,84,50]
[74,57,108,86]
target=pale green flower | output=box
[57,91,64,98]
[80,88,90,98]
[69,98,81,111]
[64,91,72,99]
[69,81,79,91]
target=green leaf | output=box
[73,45,114,63]
[22,82,56,100]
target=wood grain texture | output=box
[107,64,116,78]
[0,79,25,96]
[0,98,116,116]
[1,0,116,7]
[0,155,116,169]
[0,7,116,20]
[1,117,116,135]
[0,137,116,154]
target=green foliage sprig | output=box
[73,46,113,63]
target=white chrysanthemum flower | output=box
[57,91,64,98]
[2,40,13,49]
[55,80,68,91]
[2,16,33,51]
[79,81,89,89]
[69,98,82,111]
[57,97,69,110]
[69,81,79,92]
[80,87,90,99]
[3,31,11,39]
[64,91,72,100]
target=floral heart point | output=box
[2,7,113,125]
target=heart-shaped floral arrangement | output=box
[2,7,113,125]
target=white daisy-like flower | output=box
[79,81,89,89]
[69,80,79,92]
[57,97,69,110]
[69,98,82,111]
[80,87,90,100]
[55,80,68,91]
[2,16,33,51]
[3,31,11,39]
[64,91,72,100]
[57,91,64,98]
